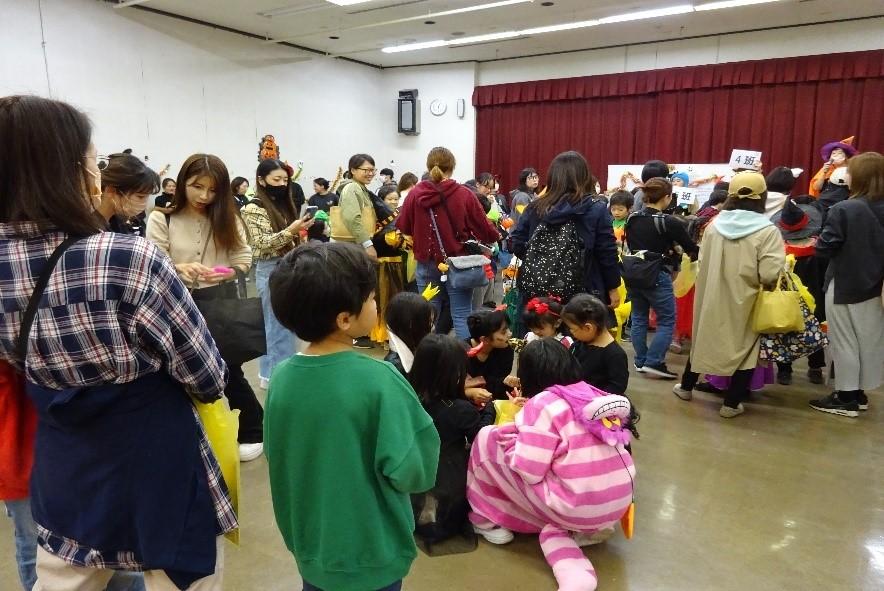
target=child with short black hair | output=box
[410,334,496,547]
[466,308,516,401]
[384,292,435,376]
[522,297,573,348]
[609,190,634,244]
[265,242,440,591]
[563,294,630,396]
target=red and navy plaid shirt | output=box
[0,222,237,567]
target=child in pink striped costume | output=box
[467,338,635,591]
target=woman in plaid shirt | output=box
[0,96,235,589]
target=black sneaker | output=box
[352,337,375,349]
[642,363,678,379]
[857,392,869,411]
[777,371,792,386]
[807,368,823,385]
[809,392,859,418]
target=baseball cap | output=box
[728,171,766,200]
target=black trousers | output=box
[192,283,264,443]
[681,358,753,409]
[776,348,826,374]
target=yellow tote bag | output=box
[751,272,803,334]
[493,400,520,425]
[329,204,376,241]
[194,398,241,545]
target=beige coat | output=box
[690,217,785,375]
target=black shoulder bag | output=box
[619,212,667,290]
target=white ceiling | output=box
[115,0,884,68]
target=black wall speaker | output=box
[398,89,420,135]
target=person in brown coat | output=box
[673,172,785,418]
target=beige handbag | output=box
[330,187,376,241]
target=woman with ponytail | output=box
[398,147,500,339]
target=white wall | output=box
[0,0,387,190]
[380,63,478,182]
[476,18,884,86]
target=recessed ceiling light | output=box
[541,1,555,5]
[451,31,466,36]
[329,35,340,39]
[425,20,436,24]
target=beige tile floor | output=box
[3,346,883,591]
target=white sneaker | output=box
[239,442,264,462]
[672,383,693,401]
[719,403,745,419]
[473,524,514,545]
[634,363,645,373]
[572,528,615,547]
[259,376,269,390]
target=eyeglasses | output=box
[356,167,377,174]
[527,174,539,179]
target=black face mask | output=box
[265,184,289,201]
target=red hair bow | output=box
[525,298,550,316]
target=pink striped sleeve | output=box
[508,395,562,484]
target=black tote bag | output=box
[194,271,266,366]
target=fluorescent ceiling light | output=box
[326,0,373,5]
[435,0,534,17]
[448,31,521,45]
[382,40,449,53]
[695,0,780,10]
[599,5,694,24]
[521,19,599,36]
[381,0,785,53]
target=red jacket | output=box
[0,361,35,500]
[398,179,500,264]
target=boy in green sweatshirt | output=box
[265,242,440,591]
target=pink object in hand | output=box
[213,266,233,274]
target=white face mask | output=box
[831,150,846,164]
[116,194,146,218]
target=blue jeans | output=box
[416,261,475,340]
[256,258,302,379]
[303,581,401,591]
[4,498,144,591]
[628,271,676,368]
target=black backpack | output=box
[517,218,585,302]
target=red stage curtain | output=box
[474,50,884,193]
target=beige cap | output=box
[728,171,766,200]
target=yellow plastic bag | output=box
[194,398,241,545]
[493,400,520,425]
[752,273,803,334]
[785,254,815,312]
[672,254,697,298]
[612,280,631,343]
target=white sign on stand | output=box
[672,187,698,208]
[729,149,763,171]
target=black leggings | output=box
[681,359,753,409]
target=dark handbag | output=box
[620,213,666,289]
[193,271,266,366]
[429,206,490,290]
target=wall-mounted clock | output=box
[429,99,447,116]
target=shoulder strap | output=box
[428,208,448,260]
[652,214,667,236]
[16,236,81,363]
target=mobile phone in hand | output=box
[304,205,319,219]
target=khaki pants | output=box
[33,537,224,591]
